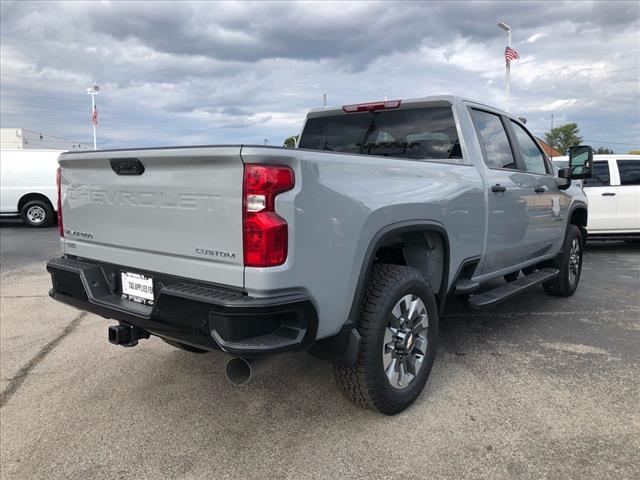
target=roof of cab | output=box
[305,95,510,119]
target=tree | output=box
[283,135,298,148]
[595,147,614,154]
[544,123,583,155]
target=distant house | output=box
[536,137,563,158]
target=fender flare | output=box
[567,202,588,240]
[310,221,451,365]
[347,220,451,321]
[568,202,588,225]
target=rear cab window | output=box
[617,160,640,185]
[298,106,462,162]
[469,109,516,169]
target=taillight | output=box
[56,167,63,237]
[342,100,401,113]
[243,165,294,267]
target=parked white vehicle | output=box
[0,149,63,227]
[554,154,640,239]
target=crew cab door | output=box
[470,109,533,274]
[506,119,565,256]
[614,159,640,232]
[583,160,618,232]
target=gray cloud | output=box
[1,1,638,151]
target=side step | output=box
[455,278,480,295]
[468,268,559,309]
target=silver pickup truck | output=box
[47,95,593,414]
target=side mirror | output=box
[555,170,571,190]
[566,145,593,179]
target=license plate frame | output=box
[121,271,155,306]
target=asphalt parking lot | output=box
[1,219,639,480]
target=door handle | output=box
[491,184,507,193]
[601,192,616,196]
[534,186,546,193]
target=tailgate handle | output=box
[110,158,145,175]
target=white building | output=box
[0,128,90,151]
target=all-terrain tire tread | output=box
[334,264,436,414]
[543,224,583,297]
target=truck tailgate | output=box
[58,146,244,288]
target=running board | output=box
[454,278,480,295]
[468,268,559,309]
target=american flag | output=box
[91,105,98,126]
[505,46,520,62]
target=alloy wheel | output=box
[382,294,429,389]
[568,237,581,284]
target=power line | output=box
[531,131,637,147]
[581,139,638,146]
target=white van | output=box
[0,149,63,227]
[554,154,640,239]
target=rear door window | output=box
[470,109,516,169]
[582,162,611,187]
[298,107,462,161]
[617,160,640,185]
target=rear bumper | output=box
[47,256,318,356]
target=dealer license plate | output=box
[121,272,155,306]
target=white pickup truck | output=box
[553,154,640,240]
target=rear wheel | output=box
[161,338,208,353]
[20,200,54,227]
[333,264,439,415]
[543,224,584,297]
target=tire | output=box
[20,200,54,227]
[543,224,584,297]
[161,338,208,353]
[333,264,439,415]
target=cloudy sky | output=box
[1,1,638,151]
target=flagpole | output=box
[505,29,511,112]
[498,22,512,112]
[91,93,97,150]
[86,84,99,150]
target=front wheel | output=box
[543,224,584,297]
[333,264,439,415]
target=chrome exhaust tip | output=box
[225,357,253,386]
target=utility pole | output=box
[86,84,99,150]
[322,93,327,107]
[550,114,554,159]
[497,22,512,112]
